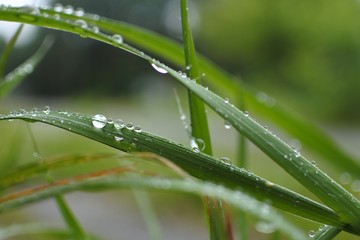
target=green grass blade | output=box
[0,224,73,240]
[313,226,341,240]
[0,24,24,77]
[2,6,357,180]
[133,190,162,240]
[54,8,360,178]
[53,194,90,240]
[0,174,307,240]
[180,1,231,239]
[0,110,353,234]
[0,36,53,98]
[159,63,360,230]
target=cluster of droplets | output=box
[12,3,124,43]
[91,114,142,146]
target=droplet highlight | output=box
[92,114,107,129]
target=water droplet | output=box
[244,111,249,116]
[43,106,50,114]
[220,157,231,165]
[112,34,123,44]
[33,152,40,159]
[224,121,232,129]
[91,26,99,34]
[151,63,168,74]
[74,19,88,28]
[339,172,352,185]
[310,161,317,166]
[114,136,123,142]
[54,3,63,12]
[224,98,229,104]
[19,6,40,14]
[114,119,125,129]
[126,123,134,130]
[134,126,142,133]
[255,221,275,234]
[92,114,107,129]
[195,138,205,151]
[63,5,74,14]
[309,230,315,238]
[351,180,360,192]
[74,7,85,16]
[185,65,191,71]
[23,64,34,74]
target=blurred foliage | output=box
[198,0,360,122]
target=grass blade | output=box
[0,110,353,233]
[0,174,307,240]
[313,226,341,240]
[133,190,162,240]
[0,36,53,98]
[0,24,24,77]
[179,0,231,239]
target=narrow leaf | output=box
[0,111,352,233]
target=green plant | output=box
[0,2,359,240]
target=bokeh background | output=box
[1,0,360,239]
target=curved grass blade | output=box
[158,63,360,231]
[0,6,359,233]
[0,36,53,98]
[0,224,73,240]
[0,173,307,240]
[0,110,353,234]
[2,5,357,178]
[49,7,360,178]
[0,24,24,77]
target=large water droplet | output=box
[244,111,249,116]
[54,3,63,12]
[151,63,168,74]
[220,157,231,165]
[92,114,107,129]
[112,34,123,44]
[255,221,275,234]
[63,5,74,14]
[74,7,85,16]
[114,119,125,130]
[126,123,134,130]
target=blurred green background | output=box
[1,0,360,239]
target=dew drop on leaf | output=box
[64,5,74,14]
[54,3,63,12]
[114,119,125,130]
[224,121,231,129]
[134,126,142,133]
[308,230,315,238]
[74,7,85,16]
[43,106,50,114]
[151,63,168,74]
[126,123,134,130]
[74,19,88,29]
[114,136,123,142]
[92,114,107,129]
[112,34,123,44]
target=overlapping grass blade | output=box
[180,0,231,239]
[0,24,24,77]
[0,173,306,240]
[0,110,352,233]
[0,35,53,98]
[43,6,360,178]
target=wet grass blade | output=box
[313,226,341,240]
[55,8,360,177]
[0,36,53,98]
[0,173,307,240]
[180,0,231,239]
[0,110,354,234]
[0,24,24,77]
